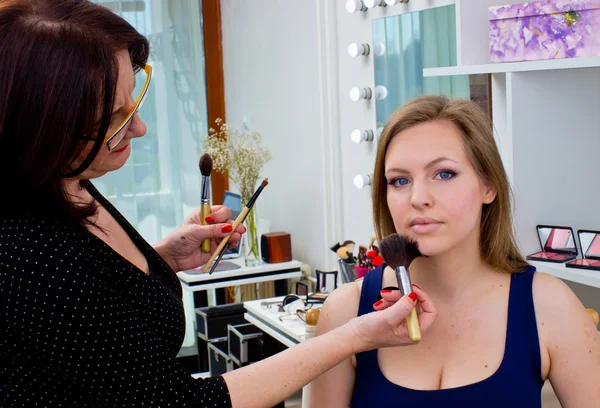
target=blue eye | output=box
[391,177,409,187]
[436,170,456,181]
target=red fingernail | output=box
[373,300,383,308]
[412,284,421,290]
[381,289,392,294]
[408,292,418,302]
[222,225,233,233]
[205,216,215,223]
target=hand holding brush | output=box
[379,233,430,342]
[202,178,269,274]
[350,276,438,350]
[199,153,213,253]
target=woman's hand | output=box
[346,285,438,353]
[153,206,246,272]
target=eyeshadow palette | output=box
[526,225,578,263]
[566,230,600,272]
[526,251,576,262]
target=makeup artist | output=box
[0,1,438,407]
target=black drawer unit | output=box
[195,303,247,341]
[227,323,265,366]
[208,339,234,376]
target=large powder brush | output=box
[380,233,423,342]
[199,153,213,253]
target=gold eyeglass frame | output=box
[103,63,152,151]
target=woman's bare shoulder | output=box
[315,279,363,335]
[532,271,596,346]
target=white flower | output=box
[202,120,272,203]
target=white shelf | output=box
[529,261,600,289]
[244,313,300,349]
[423,56,600,77]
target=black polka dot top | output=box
[0,181,232,407]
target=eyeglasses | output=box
[106,63,152,151]
[81,63,152,151]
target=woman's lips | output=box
[112,144,129,153]
[410,222,442,234]
[409,217,443,234]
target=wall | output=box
[510,68,600,312]
[220,0,342,271]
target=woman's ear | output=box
[482,180,497,204]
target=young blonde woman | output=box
[310,95,600,407]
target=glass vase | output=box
[243,205,260,267]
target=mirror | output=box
[566,230,600,270]
[579,231,600,259]
[315,270,338,293]
[539,226,576,253]
[372,5,491,127]
[295,281,309,304]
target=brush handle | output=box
[405,308,421,342]
[202,206,250,272]
[200,203,212,253]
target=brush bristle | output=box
[260,178,269,188]
[380,233,421,270]
[199,153,213,176]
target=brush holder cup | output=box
[337,259,357,283]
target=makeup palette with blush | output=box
[526,225,578,263]
[566,230,600,271]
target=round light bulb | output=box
[347,43,370,58]
[351,129,374,143]
[384,0,400,5]
[373,42,386,57]
[364,0,384,7]
[349,87,372,102]
[345,0,365,13]
[375,85,388,100]
[354,174,372,189]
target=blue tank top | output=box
[351,264,544,407]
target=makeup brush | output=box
[202,178,269,274]
[379,233,422,342]
[199,153,213,253]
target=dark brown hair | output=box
[372,95,529,274]
[0,0,149,225]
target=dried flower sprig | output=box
[203,118,272,262]
[203,118,272,200]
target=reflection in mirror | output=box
[539,227,576,252]
[566,231,600,270]
[372,5,491,127]
[580,231,600,259]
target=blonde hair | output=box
[372,95,528,273]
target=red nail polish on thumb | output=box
[408,292,418,302]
